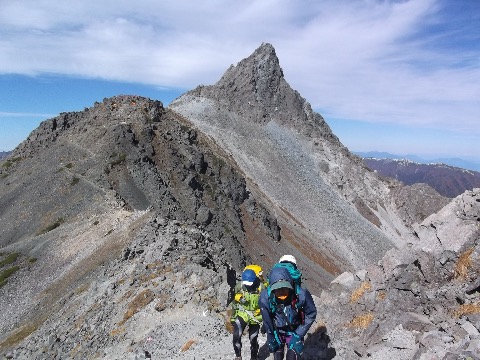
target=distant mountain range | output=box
[361,156,480,198]
[354,151,480,172]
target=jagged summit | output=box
[14,95,165,158]
[185,43,336,139]
[215,42,284,105]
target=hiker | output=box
[259,266,317,360]
[273,255,302,288]
[230,268,264,360]
[262,255,301,337]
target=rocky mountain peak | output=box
[216,42,284,104]
[186,43,336,139]
[14,95,165,159]
[170,43,423,280]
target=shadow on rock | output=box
[303,325,336,360]
[256,326,336,360]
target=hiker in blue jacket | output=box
[259,266,317,360]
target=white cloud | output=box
[0,0,479,139]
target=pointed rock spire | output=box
[215,42,284,105]
[189,43,337,140]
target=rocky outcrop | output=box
[411,188,480,255]
[318,188,480,359]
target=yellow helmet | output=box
[244,264,263,280]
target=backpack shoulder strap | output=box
[267,286,278,313]
[295,282,301,295]
[293,288,306,324]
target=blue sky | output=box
[1,0,479,163]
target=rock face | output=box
[412,189,480,255]
[0,44,478,359]
[320,188,480,359]
[170,43,419,284]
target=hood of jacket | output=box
[268,266,293,287]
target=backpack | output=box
[272,262,302,293]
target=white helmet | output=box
[279,254,297,265]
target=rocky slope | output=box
[320,188,480,359]
[0,95,280,354]
[364,157,480,198]
[170,43,422,285]
[0,43,478,359]
[391,183,450,225]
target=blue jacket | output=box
[259,267,317,339]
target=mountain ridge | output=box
[363,157,480,198]
[0,151,11,160]
[355,151,480,172]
